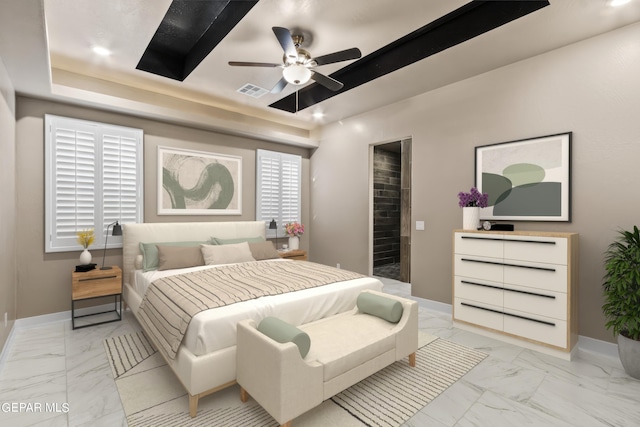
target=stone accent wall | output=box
[373,147,401,267]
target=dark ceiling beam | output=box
[137,0,259,81]
[269,0,550,113]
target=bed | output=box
[121,221,384,417]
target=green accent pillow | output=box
[211,236,265,245]
[257,317,311,358]
[357,292,404,323]
[139,241,207,272]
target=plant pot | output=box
[462,207,480,230]
[618,333,640,380]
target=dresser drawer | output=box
[503,261,567,293]
[454,277,503,307]
[504,236,567,265]
[454,298,503,331]
[503,309,567,349]
[455,233,503,258]
[454,254,503,283]
[503,284,567,320]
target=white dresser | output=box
[452,230,578,359]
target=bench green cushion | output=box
[258,317,311,358]
[357,292,403,323]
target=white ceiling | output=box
[2,0,640,146]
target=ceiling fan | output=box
[229,27,362,94]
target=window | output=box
[45,115,143,253]
[256,149,301,237]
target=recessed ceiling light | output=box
[312,111,325,119]
[610,0,631,7]
[92,46,111,56]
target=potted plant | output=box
[457,187,488,230]
[602,225,640,379]
[284,222,304,250]
[76,228,95,265]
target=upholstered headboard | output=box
[122,221,266,286]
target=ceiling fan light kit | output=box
[229,26,362,95]
[283,64,312,85]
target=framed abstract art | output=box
[158,146,242,215]
[475,132,571,222]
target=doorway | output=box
[371,138,411,282]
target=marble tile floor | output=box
[0,278,639,426]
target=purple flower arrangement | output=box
[458,187,489,208]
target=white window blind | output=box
[256,149,301,237]
[45,115,143,253]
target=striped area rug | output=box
[105,333,486,426]
[331,339,487,427]
[103,331,157,379]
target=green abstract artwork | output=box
[157,147,242,215]
[475,133,571,221]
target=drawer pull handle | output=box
[461,302,556,326]
[78,275,117,282]
[461,280,502,291]
[460,236,503,242]
[460,281,556,299]
[460,258,556,272]
[460,236,556,245]
[507,239,556,245]
[503,287,556,299]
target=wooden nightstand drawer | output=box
[72,266,122,300]
[279,249,307,261]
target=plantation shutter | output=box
[256,149,301,238]
[45,115,143,253]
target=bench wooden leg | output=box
[189,394,199,418]
[281,422,291,427]
[409,352,416,367]
[240,386,249,403]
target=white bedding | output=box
[132,259,383,356]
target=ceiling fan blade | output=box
[270,77,288,94]
[311,72,344,91]
[312,48,362,66]
[228,61,280,67]
[272,27,298,61]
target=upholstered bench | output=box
[236,290,419,427]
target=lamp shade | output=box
[283,64,311,85]
[269,219,277,230]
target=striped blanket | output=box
[137,260,364,360]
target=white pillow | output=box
[200,242,256,265]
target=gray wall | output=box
[311,22,640,343]
[15,97,310,319]
[0,58,16,352]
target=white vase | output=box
[462,207,480,230]
[288,236,300,250]
[79,248,92,265]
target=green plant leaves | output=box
[602,225,640,341]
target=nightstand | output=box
[279,249,308,261]
[71,265,122,329]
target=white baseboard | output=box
[0,323,17,373]
[577,335,623,370]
